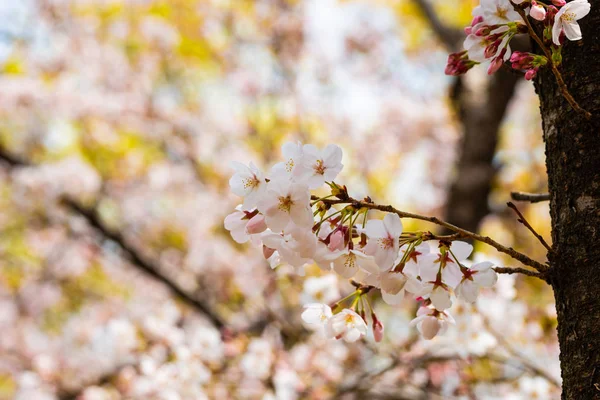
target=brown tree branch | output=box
[510,191,550,203]
[315,194,549,274]
[412,0,463,51]
[0,148,227,330]
[507,201,553,253]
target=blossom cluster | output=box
[445,0,591,79]
[226,142,499,342]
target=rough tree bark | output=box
[534,3,600,398]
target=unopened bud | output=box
[246,214,267,234]
[552,0,566,6]
[372,314,384,343]
[530,1,547,21]
[525,68,538,80]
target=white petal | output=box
[430,286,452,310]
[420,317,442,340]
[343,327,362,343]
[441,263,463,288]
[563,21,582,41]
[457,280,478,303]
[552,19,564,46]
[570,0,591,18]
[449,241,473,261]
[474,268,498,287]
[365,219,387,238]
[383,213,403,237]
[382,289,404,305]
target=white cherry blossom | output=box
[552,0,591,45]
[295,144,343,189]
[326,309,368,343]
[410,306,456,340]
[474,0,521,25]
[332,249,379,278]
[229,162,267,210]
[301,303,333,327]
[258,180,313,232]
[363,213,403,270]
[455,261,498,303]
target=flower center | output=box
[495,6,508,19]
[561,12,576,22]
[378,236,394,249]
[242,175,259,189]
[285,158,294,172]
[344,253,356,269]
[278,195,294,212]
[313,159,326,175]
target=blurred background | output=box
[0,0,558,399]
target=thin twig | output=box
[513,6,592,119]
[510,191,550,203]
[507,202,554,254]
[315,195,549,273]
[493,266,545,280]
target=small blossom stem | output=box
[510,191,550,203]
[507,202,554,254]
[514,6,592,119]
[313,195,550,273]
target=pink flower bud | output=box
[421,316,442,340]
[246,214,267,234]
[372,314,384,343]
[525,68,538,80]
[475,26,491,36]
[552,0,566,6]
[328,230,345,251]
[263,245,275,259]
[484,39,501,59]
[487,56,504,75]
[530,1,547,21]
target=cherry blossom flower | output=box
[455,261,498,303]
[552,0,591,45]
[301,303,333,328]
[363,213,403,270]
[410,306,456,340]
[332,249,379,278]
[258,180,313,232]
[295,144,343,189]
[270,141,304,181]
[326,309,368,343]
[474,0,521,25]
[229,162,267,210]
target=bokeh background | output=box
[0,0,558,399]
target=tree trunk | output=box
[535,3,600,398]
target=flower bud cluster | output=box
[226,142,500,341]
[445,0,590,78]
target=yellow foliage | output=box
[0,374,16,400]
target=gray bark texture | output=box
[534,2,600,398]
